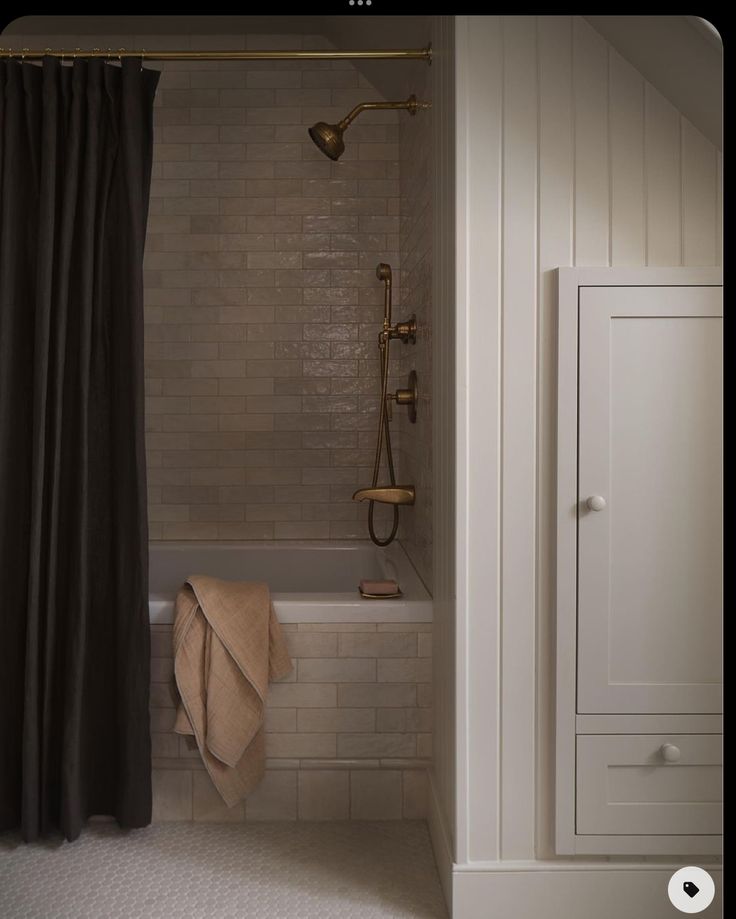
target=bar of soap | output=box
[360,579,399,595]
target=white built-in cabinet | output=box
[555,268,722,856]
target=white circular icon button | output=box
[668,867,715,913]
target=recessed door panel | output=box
[576,733,722,835]
[577,286,722,713]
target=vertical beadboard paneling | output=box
[609,51,646,266]
[681,119,718,265]
[459,14,721,866]
[500,14,538,861]
[645,85,683,265]
[572,18,610,265]
[458,13,504,864]
[536,13,574,860]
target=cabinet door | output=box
[577,286,722,713]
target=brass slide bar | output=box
[0,46,432,62]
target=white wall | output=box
[451,13,721,914]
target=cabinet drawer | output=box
[576,734,722,836]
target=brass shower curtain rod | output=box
[0,46,432,63]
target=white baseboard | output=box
[426,772,722,919]
[452,865,722,919]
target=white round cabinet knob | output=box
[586,495,607,512]
[660,743,681,763]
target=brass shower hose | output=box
[368,265,400,547]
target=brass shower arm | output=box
[309,95,430,161]
[338,94,430,130]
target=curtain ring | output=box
[118,48,124,64]
[140,49,145,72]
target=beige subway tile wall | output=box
[398,64,433,590]
[4,30,429,550]
[150,621,431,821]
[139,34,404,539]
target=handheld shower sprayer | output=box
[376,262,392,283]
[352,262,418,547]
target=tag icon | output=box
[668,867,715,913]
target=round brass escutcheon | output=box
[397,370,418,423]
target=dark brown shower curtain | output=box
[0,57,159,841]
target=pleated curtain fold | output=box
[0,57,159,841]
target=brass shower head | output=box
[308,94,430,161]
[308,121,346,161]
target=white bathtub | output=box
[148,540,432,624]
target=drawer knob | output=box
[660,743,681,763]
[586,495,607,512]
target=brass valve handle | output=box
[388,314,417,344]
[386,370,418,424]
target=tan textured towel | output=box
[172,576,292,807]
